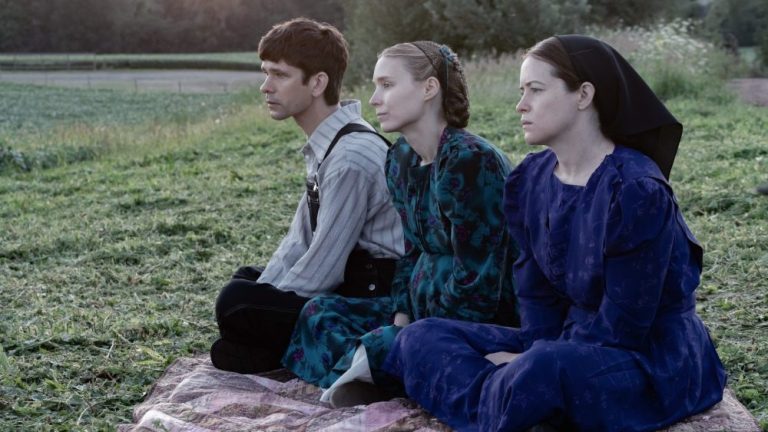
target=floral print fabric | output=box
[282,127,517,389]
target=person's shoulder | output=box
[503,149,554,206]
[442,128,495,155]
[439,127,513,171]
[608,146,666,184]
[332,101,390,152]
[335,121,390,150]
[508,149,555,181]
[503,150,554,231]
[600,146,676,209]
[329,121,390,170]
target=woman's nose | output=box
[369,90,380,106]
[515,96,527,113]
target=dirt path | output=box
[727,78,768,107]
[0,69,264,93]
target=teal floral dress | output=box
[281,127,518,389]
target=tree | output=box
[341,0,443,84]
[587,0,699,27]
[340,0,590,84]
[0,0,27,51]
[423,0,590,54]
[704,0,768,47]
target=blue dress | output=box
[282,127,518,389]
[383,146,726,431]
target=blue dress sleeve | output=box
[504,161,568,351]
[513,248,568,350]
[429,145,510,322]
[570,177,676,350]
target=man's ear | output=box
[577,81,596,111]
[310,72,329,98]
[424,76,441,102]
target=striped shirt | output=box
[257,100,404,297]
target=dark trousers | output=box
[212,266,309,373]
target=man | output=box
[211,18,404,374]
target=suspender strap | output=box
[307,123,391,232]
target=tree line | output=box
[0,0,344,53]
[1,0,765,73]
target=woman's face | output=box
[516,56,581,146]
[369,56,428,133]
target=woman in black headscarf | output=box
[382,35,726,431]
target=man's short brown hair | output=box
[258,18,348,105]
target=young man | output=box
[211,18,404,374]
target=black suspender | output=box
[306,123,391,232]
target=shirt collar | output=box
[303,100,363,162]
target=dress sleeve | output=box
[570,177,676,350]
[386,143,419,316]
[428,147,510,322]
[390,238,419,315]
[512,247,568,350]
[503,162,568,351]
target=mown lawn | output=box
[0,52,260,71]
[0,52,259,64]
[1,70,767,431]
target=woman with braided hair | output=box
[281,41,519,407]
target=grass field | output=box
[0,82,255,171]
[0,52,259,65]
[1,43,768,430]
[0,52,259,62]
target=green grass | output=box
[0,52,260,64]
[0,82,254,171]
[0,85,304,429]
[2,59,768,430]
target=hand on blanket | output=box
[394,312,411,327]
[484,351,520,366]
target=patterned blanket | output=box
[119,355,760,431]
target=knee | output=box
[394,318,449,352]
[298,295,337,319]
[214,279,252,320]
[399,318,439,339]
[491,341,583,386]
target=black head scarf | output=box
[554,35,682,179]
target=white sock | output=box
[320,345,373,402]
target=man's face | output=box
[260,60,314,121]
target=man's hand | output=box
[484,351,520,366]
[393,312,411,327]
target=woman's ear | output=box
[424,76,441,101]
[577,81,596,111]
[311,72,330,99]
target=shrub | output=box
[340,0,702,86]
[588,19,737,101]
